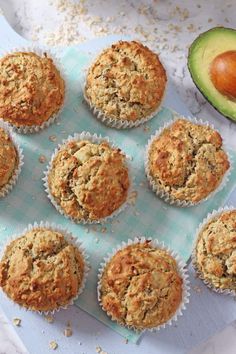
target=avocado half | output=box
[188,27,236,122]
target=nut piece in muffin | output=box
[194,210,236,292]
[0,52,65,128]
[0,127,18,191]
[147,118,230,204]
[85,41,167,124]
[0,228,85,312]
[99,241,183,330]
[47,139,130,222]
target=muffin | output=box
[98,240,184,330]
[85,41,167,127]
[0,227,85,312]
[0,51,65,130]
[146,118,230,204]
[194,209,236,293]
[47,137,130,222]
[0,125,19,195]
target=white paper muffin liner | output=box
[0,221,90,315]
[97,237,190,332]
[81,43,167,129]
[144,115,232,207]
[0,119,24,198]
[0,46,68,134]
[192,206,236,297]
[43,132,134,224]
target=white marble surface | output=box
[189,320,236,354]
[0,307,28,354]
[0,1,235,354]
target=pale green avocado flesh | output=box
[188,27,236,122]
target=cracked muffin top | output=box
[85,41,167,122]
[0,127,18,189]
[0,228,85,312]
[48,139,130,222]
[148,118,230,203]
[195,210,236,292]
[0,52,65,127]
[99,241,183,330]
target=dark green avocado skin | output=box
[188,27,236,123]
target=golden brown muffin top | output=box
[0,127,17,188]
[48,140,130,221]
[195,210,236,292]
[0,228,84,312]
[99,241,183,330]
[148,119,230,203]
[0,52,65,127]
[85,41,167,122]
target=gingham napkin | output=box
[0,47,235,343]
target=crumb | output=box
[101,227,107,234]
[128,191,138,206]
[13,318,21,326]
[49,341,58,350]
[143,125,150,132]
[49,135,57,142]
[191,285,203,293]
[45,314,54,323]
[38,154,47,163]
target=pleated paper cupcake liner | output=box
[81,44,167,129]
[192,206,236,296]
[0,119,24,198]
[43,131,134,224]
[97,236,190,333]
[144,115,232,207]
[0,221,90,315]
[0,46,68,134]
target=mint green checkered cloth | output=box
[0,47,235,343]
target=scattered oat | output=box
[49,341,58,350]
[124,338,129,344]
[95,238,99,243]
[44,314,54,323]
[101,227,107,234]
[13,318,21,326]
[64,327,73,337]
[39,154,47,164]
[96,346,108,354]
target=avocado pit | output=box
[210,50,236,100]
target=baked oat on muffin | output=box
[0,51,65,128]
[0,126,18,191]
[85,41,167,125]
[0,228,85,312]
[194,210,236,292]
[147,118,230,204]
[99,241,183,330]
[47,139,130,222]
